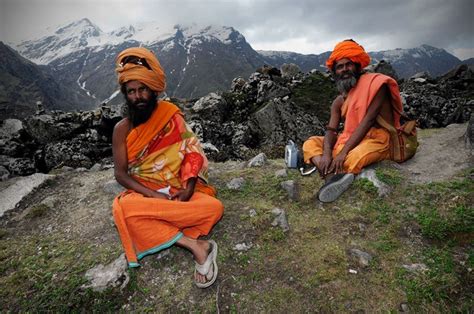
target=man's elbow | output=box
[114,170,127,184]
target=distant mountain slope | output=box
[16,19,267,104]
[259,45,462,78]
[0,42,94,120]
[10,18,468,112]
[370,44,461,78]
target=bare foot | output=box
[193,240,211,284]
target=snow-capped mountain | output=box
[259,45,461,79]
[16,19,266,105]
[370,44,461,78]
[11,18,466,113]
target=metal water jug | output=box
[285,140,299,168]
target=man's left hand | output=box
[329,151,347,174]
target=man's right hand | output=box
[147,190,171,199]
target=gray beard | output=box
[335,76,357,95]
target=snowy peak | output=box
[16,19,243,65]
[55,18,102,38]
[373,44,454,62]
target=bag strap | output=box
[392,104,411,121]
[375,115,395,131]
[376,114,401,161]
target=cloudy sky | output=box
[1,0,473,59]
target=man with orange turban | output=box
[112,47,223,288]
[303,39,404,202]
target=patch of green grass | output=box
[375,168,403,186]
[361,200,396,224]
[27,204,50,218]
[0,236,127,311]
[354,178,378,195]
[0,229,8,239]
[371,232,399,252]
[397,247,459,308]
[415,203,473,241]
[262,227,286,242]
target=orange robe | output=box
[303,73,403,174]
[113,101,223,267]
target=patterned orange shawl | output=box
[126,100,211,193]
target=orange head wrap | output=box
[116,47,166,93]
[326,39,371,71]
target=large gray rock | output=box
[247,153,267,167]
[82,254,129,292]
[192,93,229,123]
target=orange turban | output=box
[116,47,166,93]
[326,39,371,70]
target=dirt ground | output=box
[399,123,472,183]
[0,123,472,311]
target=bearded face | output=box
[333,59,361,95]
[122,81,158,127]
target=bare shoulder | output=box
[113,118,131,139]
[331,95,344,109]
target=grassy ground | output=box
[0,160,472,312]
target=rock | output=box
[0,165,10,181]
[271,207,290,232]
[349,248,372,267]
[231,77,246,92]
[281,63,301,79]
[5,157,36,176]
[82,254,129,292]
[402,263,428,273]
[233,243,253,251]
[24,114,83,144]
[249,208,257,217]
[247,153,267,167]
[103,179,126,195]
[275,169,288,177]
[192,93,228,123]
[365,60,399,81]
[0,119,24,138]
[226,177,245,190]
[0,173,54,217]
[280,180,300,201]
[357,168,392,197]
[89,163,102,172]
[399,302,409,312]
[465,115,473,150]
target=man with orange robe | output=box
[303,39,403,202]
[112,47,223,288]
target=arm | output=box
[312,95,343,176]
[170,117,205,202]
[330,84,389,174]
[112,118,168,199]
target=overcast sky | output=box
[1,0,473,59]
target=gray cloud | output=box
[1,0,473,59]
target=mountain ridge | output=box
[6,18,469,112]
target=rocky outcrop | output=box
[1,61,472,179]
[0,106,121,179]
[400,64,473,128]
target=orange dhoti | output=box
[303,127,391,174]
[113,187,223,267]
